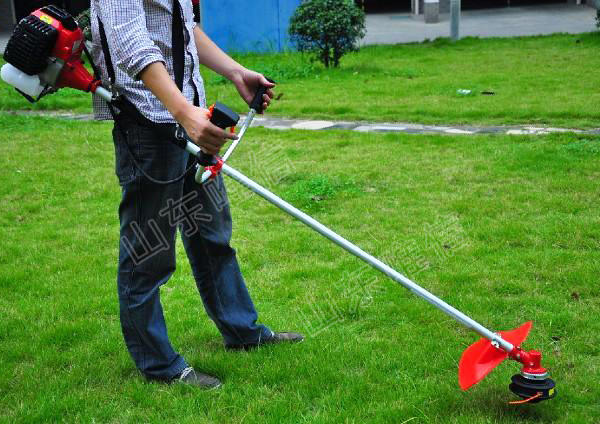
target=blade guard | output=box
[459,321,532,390]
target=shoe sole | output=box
[176,379,223,390]
[225,337,305,351]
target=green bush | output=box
[75,9,91,41]
[289,0,366,68]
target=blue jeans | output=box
[113,117,272,380]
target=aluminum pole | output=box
[450,0,461,41]
[94,86,112,103]
[221,163,514,352]
[197,109,258,183]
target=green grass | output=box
[2,33,600,127]
[1,115,599,422]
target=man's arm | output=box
[193,26,275,111]
[139,63,234,155]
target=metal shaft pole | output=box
[223,110,256,162]
[197,109,258,183]
[222,163,514,352]
[450,0,461,41]
[94,86,112,103]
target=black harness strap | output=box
[173,1,199,106]
[97,18,116,86]
[172,0,184,92]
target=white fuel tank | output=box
[1,63,45,99]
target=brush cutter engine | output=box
[1,6,100,102]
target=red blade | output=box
[458,321,532,390]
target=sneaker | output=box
[175,367,222,389]
[225,331,304,351]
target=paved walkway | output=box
[362,4,598,45]
[252,116,600,135]
[5,110,600,136]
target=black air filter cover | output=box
[3,15,58,76]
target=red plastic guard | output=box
[458,321,532,390]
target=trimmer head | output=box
[509,374,556,404]
[458,321,556,403]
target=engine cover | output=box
[3,14,58,76]
[2,6,96,99]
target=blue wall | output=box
[200,0,302,53]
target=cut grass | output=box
[0,115,599,422]
[1,33,600,127]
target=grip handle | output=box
[199,102,240,166]
[197,151,215,167]
[249,77,275,114]
[173,125,214,165]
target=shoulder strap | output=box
[97,18,116,86]
[172,0,184,92]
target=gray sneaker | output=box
[175,367,222,389]
[225,331,305,351]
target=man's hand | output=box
[191,27,275,112]
[230,68,275,113]
[140,62,235,155]
[177,105,237,155]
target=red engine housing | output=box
[31,8,97,93]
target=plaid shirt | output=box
[90,0,206,123]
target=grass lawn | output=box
[2,33,600,128]
[0,115,599,422]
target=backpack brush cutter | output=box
[2,7,556,404]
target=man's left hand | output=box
[230,69,275,113]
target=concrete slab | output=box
[362,4,597,45]
[291,120,336,130]
[444,128,475,134]
[369,125,408,132]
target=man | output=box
[90,0,303,389]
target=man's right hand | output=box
[177,105,238,155]
[139,62,237,155]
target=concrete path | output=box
[5,110,600,136]
[251,116,600,136]
[362,4,598,45]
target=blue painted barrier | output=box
[200,0,302,53]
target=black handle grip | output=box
[197,151,215,167]
[173,102,240,166]
[249,77,275,114]
[201,102,241,166]
[210,102,240,129]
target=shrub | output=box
[289,0,366,68]
[75,9,91,41]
